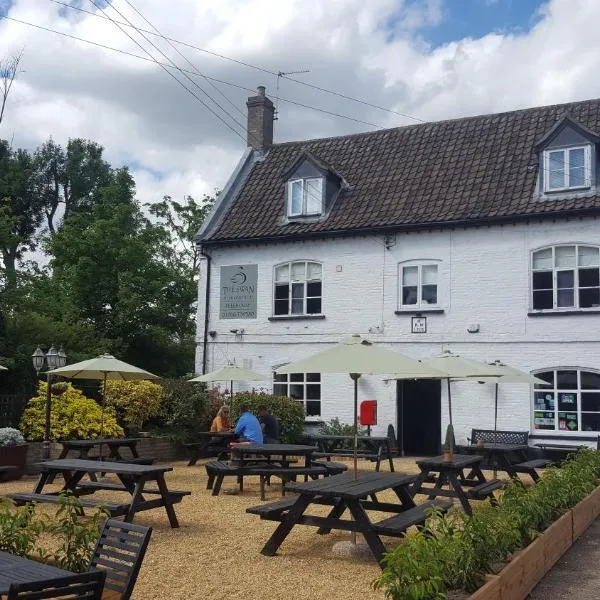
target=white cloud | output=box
[1,0,600,206]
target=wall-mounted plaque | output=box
[411,316,427,333]
[219,264,258,319]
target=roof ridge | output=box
[271,96,600,147]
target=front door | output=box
[397,379,441,456]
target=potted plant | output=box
[443,423,455,463]
[0,427,28,480]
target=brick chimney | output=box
[246,85,274,151]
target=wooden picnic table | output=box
[457,443,529,477]
[231,443,317,468]
[411,454,503,515]
[57,438,142,460]
[307,434,395,472]
[8,459,190,528]
[247,471,449,566]
[185,431,236,465]
[0,551,75,595]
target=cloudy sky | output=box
[0,0,598,204]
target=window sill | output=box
[395,308,445,315]
[529,433,600,441]
[528,309,600,317]
[268,314,326,321]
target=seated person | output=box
[210,406,232,432]
[258,405,280,444]
[233,404,263,444]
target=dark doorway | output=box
[397,379,441,456]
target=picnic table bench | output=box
[307,434,395,472]
[8,458,190,528]
[185,431,236,465]
[247,471,452,566]
[411,454,504,514]
[0,465,18,482]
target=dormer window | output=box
[543,146,591,192]
[288,178,323,216]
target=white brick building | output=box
[196,89,600,454]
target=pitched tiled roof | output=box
[204,98,600,243]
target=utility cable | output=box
[49,0,424,123]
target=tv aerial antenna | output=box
[274,69,310,120]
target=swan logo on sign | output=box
[220,265,258,319]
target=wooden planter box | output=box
[572,485,600,540]
[467,486,600,600]
[0,443,28,480]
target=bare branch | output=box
[0,50,24,127]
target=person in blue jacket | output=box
[234,404,263,444]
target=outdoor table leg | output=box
[392,484,417,509]
[446,472,473,515]
[130,442,140,458]
[155,473,180,528]
[261,495,312,556]
[123,478,147,524]
[60,469,88,494]
[346,499,387,564]
[426,471,448,500]
[317,498,348,534]
[33,470,51,494]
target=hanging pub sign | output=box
[219,264,258,319]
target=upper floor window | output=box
[543,146,591,192]
[533,368,600,433]
[273,372,321,417]
[288,178,323,216]
[274,261,322,316]
[399,262,438,308]
[532,245,600,311]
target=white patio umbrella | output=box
[468,360,547,441]
[48,354,159,456]
[0,365,7,370]
[421,351,502,427]
[189,364,265,398]
[277,334,447,477]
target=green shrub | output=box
[230,392,305,443]
[374,448,600,599]
[20,382,123,441]
[0,494,106,571]
[104,379,163,430]
[158,378,211,442]
[318,417,367,448]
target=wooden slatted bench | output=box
[466,479,505,505]
[8,492,131,517]
[205,460,247,495]
[76,481,191,502]
[313,448,383,468]
[511,458,551,482]
[311,461,347,475]
[246,495,335,520]
[373,500,452,537]
[251,465,328,500]
[469,429,529,445]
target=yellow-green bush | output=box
[20,382,123,441]
[104,380,163,429]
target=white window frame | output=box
[543,145,591,192]
[532,368,600,435]
[287,177,324,216]
[398,260,440,309]
[531,244,600,312]
[273,260,323,316]
[272,372,322,419]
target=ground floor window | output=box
[273,372,321,416]
[533,368,600,432]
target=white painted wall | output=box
[196,219,600,446]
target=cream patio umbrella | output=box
[277,334,447,477]
[421,350,503,427]
[468,360,547,442]
[0,365,7,370]
[189,364,266,398]
[48,354,159,456]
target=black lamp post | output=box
[32,346,67,460]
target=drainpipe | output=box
[199,246,212,375]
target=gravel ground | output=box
[0,457,509,600]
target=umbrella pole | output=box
[350,373,360,546]
[231,380,234,401]
[446,378,453,426]
[493,383,499,478]
[99,372,107,460]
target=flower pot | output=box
[0,443,28,480]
